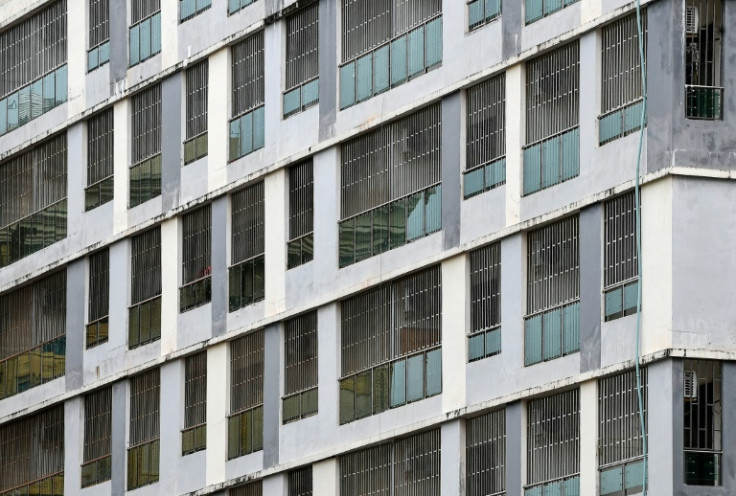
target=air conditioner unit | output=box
[686,6,699,35]
[684,370,698,399]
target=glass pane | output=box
[339,219,355,267]
[526,0,544,23]
[625,460,645,490]
[339,62,356,109]
[426,349,442,396]
[374,45,390,93]
[372,205,389,255]
[99,41,110,64]
[524,316,543,365]
[468,334,485,361]
[543,309,562,360]
[599,110,623,144]
[253,106,265,150]
[301,388,318,416]
[184,139,197,164]
[140,19,151,61]
[389,198,407,248]
[152,13,162,55]
[240,112,253,157]
[390,360,406,407]
[181,0,196,20]
[406,354,424,402]
[390,36,407,86]
[464,168,485,198]
[283,394,300,423]
[425,18,442,68]
[229,118,241,161]
[18,85,30,125]
[302,233,313,264]
[605,287,623,319]
[6,92,18,131]
[354,212,372,262]
[561,128,579,181]
[408,27,425,77]
[468,0,484,28]
[0,98,6,135]
[486,0,501,19]
[302,78,319,106]
[283,88,301,117]
[42,72,56,113]
[356,53,373,102]
[130,25,140,65]
[486,157,506,188]
[424,185,442,234]
[624,281,639,312]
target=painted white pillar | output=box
[579,380,599,495]
[441,420,464,496]
[113,98,131,234]
[505,64,523,226]
[442,254,467,412]
[64,397,84,496]
[158,360,183,494]
[313,458,340,496]
[160,0,180,70]
[208,48,230,192]
[66,0,86,116]
[206,342,229,485]
[264,169,287,316]
[160,217,180,354]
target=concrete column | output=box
[211,195,229,338]
[161,73,183,212]
[506,401,524,496]
[441,254,467,412]
[314,458,340,496]
[264,169,287,316]
[442,92,462,251]
[501,234,524,376]
[263,323,281,468]
[441,420,464,496]
[108,240,130,352]
[263,473,287,496]
[66,123,86,237]
[159,360,182,494]
[113,98,131,234]
[264,17,283,151]
[64,397,83,496]
[108,0,128,86]
[579,204,602,373]
[318,0,338,141]
[502,0,522,60]
[505,65,523,226]
[647,359,675,496]
[318,304,340,429]
[160,0,180,70]
[579,380,598,495]
[208,48,229,192]
[66,0,86,116]
[579,30,599,182]
[160,217,180,355]
[65,259,86,391]
[111,380,128,496]
[312,147,340,291]
[206,342,229,485]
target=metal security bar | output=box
[181,0,212,22]
[0,270,66,401]
[683,359,722,485]
[525,0,579,25]
[129,228,161,348]
[0,405,64,494]
[288,160,314,269]
[180,205,212,312]
[229,0,258,15]
[465,74,506,198]
[603,192,640,321]
[230,32,265,160]
[185,60,209,164]
[289,466,313,496]
[685,0,723,119]
[129,0,161,67]
[526,389,580,490]
[229,182,265,311]
[284,3,319,117]
[466,409,506,496]
[229,330,264,458]
[183,352,207,455]
[89,0,110,70]
[86,108,114,210]
[231,480,263,496]
[0,134,67,268]
[468,243,501,362]
[284,311,319,423]
[130,84,162,207]
[132,0,160,23]
[82,387,112,487]
[128,368,160,490]
[87,249,110,349]
[468,0,501,30]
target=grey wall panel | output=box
[579,204,601,373]
[65,260,85,391]
[318,0,337,141]
[162,74,183,212]
[263,323,281,468]
[442,93,461,250]
[211,196,228,338]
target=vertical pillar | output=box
[579,204,601,372]
[264,169,287,316]
[647,360,675,496]
[506,401,524,496]
[442,92,462,250]
[66,0,86,115]
[262,323,281,468]
[208,48,229,191]
[159,360,182,494]
[64,397,83,496]
[505,65,523,226]
[65,259,86,391]
[161,73,183,212]
[318,0,338,140]
[211,195,229,338]
[111,380,128,496]
[314,458,340,496]
[113,98,131,234]
[579,380,598,495]
[206,342,228,485]
[160,217,179,354]
[441,255,467,412]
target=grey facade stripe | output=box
[65,259,85,391]
[442,92,461,251]
[211,195,228,338]
[579,203,602,373]
[108,0,128,87]
[263,322,281,468]
[506,401,523,496]
[111,381,127,496]
[318,0,337,141]
[162,73,183,212]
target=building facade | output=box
[0,0,734,495]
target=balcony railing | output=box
[686,85,723,120]
[599,99,645,145]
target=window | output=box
[340,428,441,495]
[230,33,265,161]
[229,0,258,15]
[0,134,67,268]
[288,160,314,269]
[87,249,110,348]
[86,108,114,210]
[339,266,441,424]
[181,0,211,22]
[128,369,160,490]
[284,3,319,117]
[603,192,639,321]
[289,466,313,496]
[523,42,579,195]
[683,359,722,486]
[600,11,648,144]
[82,387,112,487]
[599,369,648,495]
[339,0,442,109]
[526,389,580,494]
[129,228,161,348]
[524,216,579,366]
[0,270,66,400]
[685,0,723,119]
[129,0,161,67]
[468,243,501,362]
[183,352,207,455]
[231,480,263,496]
[89,0,110,71]
[180,205,212,312]
[465,74,506,198]
[466,409,506,496]
[184,61,208,164]
[525,0,579,24]
[229,182,265,312]
[284,311,318,423]
[339,104,442,267]
[468,0,501,30]
[0,405,64,495]
[130,84,162,207]
[228,330,264,459]
[0,0,67,137]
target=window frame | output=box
[229,182,265,312]
[180,204,212,313]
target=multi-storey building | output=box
[0,0,734,495]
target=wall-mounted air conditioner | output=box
[686,6,699,35]
[684,370,698,399]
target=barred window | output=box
[185,61,208,164]
[685,0,723,119]
[130,84,162,207]
[527,389,580,493]
[683,359,722,486]
[0,134,68,268]
[525,0,579,24]
[339,104,442,267]
[524,216,579,366]
[129,227,161,349]
[289,466,313,496]
[339,266,441,424]
[181,0,212,22]
[89,0,110,71]
[523,42,579,195]
[82,387,112,487]
[229,0,258,15]
[128,368,160,490]
[339,0,442,109]
[86,108,114,210]
[0,270,66,401]
[284,3,319,117]
[340,429,441,496]
[465,74,506,198]
[228,330,264,459]
[230,32,265,161]
[129,0,161,67]
[229,182,265,312]
[603,192,640,321]
[600,11,648,144]
[466,409,506,496]
[599,369,648,495]
[183,352,207,455]
[468,243,501,362]
[468,0,501,30]
[231,480,263,496]
[284,312,318,423]
[0,405,64,495]
[87,248,110,348]
[0,0,68,137]
[288,160,314,269]
[180,205,212,312]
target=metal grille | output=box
[599,369,647,466]
[685,0,722,89]
[684,359,722,451]
[84,387,112,462]
[604,192,638,288]
[466,409,506,496]
[182,205,211,284]
[184,352,207,428]
[131,227,161,304]
[467,74,505,170]
[231,480,263,496]
[341,103,441,219]
[289,160,314,240]
[131,0,161,24]
[289,466,313,496]
[526,42,579,144]
[286,4,319,90]
[232,32,264,117]
[285,311,318,395]
[88,108,114,186]
[527,389,580,486]
[186,61,208,140]
[526,216,579,315]
[231,330,264,413]
[231,182,264,264]
[88,249,109,322]
[470,243,501,333]
[89,0,110,48]
[602,11,647,114]
[131,84,161,164]
[129,368,160,446]
[0,405,64,493]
